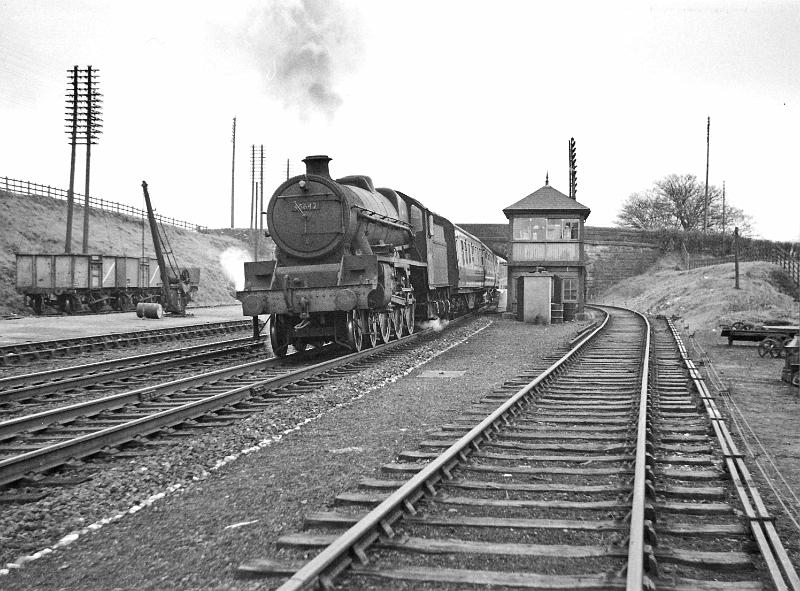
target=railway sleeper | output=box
[14,474,90,488]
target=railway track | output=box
[0,336,266,415]
[0,314,477,495]
[239,306,799,590]
[0,319,252,366]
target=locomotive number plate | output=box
[293,200,319,213]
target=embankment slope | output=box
[597,258,798,330]
[0,190,262,316]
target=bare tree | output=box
[616,174,753,235]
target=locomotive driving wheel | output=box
[391,307,403,340]
[404,299,416,335]
[377,311,391,343]
[366,311,378,348]
[270,314,290,357]
[346,310,364,352]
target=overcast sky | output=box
[2,0,798,241]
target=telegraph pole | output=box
[703,116,710,234]
[64,66,102,253]
[249,145,265,260]
[230,117,236,228]
[250,145,256,230]
[721,181,726,254]
[64,66,79,253]
[81,65,97,253]
[259,145,264,236]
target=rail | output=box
[666,318,800,590]
[1,176,207,233]
[625,310,651,590]
[275,309,614,591]
[0,316,447,488]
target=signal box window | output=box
[562,277,578,302]
[563,220,579,239]
[513,217,546,240]
[544,219,580,240]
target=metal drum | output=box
[136,302,164,319]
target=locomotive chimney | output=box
[303,155,332,178]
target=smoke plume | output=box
[248,0,363,119]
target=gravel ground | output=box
[0,305,246,348]
[689,328,800,571]
[1,315,587,590]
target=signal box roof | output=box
[503,184,591,219]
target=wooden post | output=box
[703,116,710,234]
[733,227,740,289]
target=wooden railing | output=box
[1,176,208,233]
[771,246,800,287]
[687,245,799,289]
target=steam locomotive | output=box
[236,155,504,355]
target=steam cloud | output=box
[219,247,252,291]
[418,318,449,333]
[248,0,363,119]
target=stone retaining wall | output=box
[457,223,662,295]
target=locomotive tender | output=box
[237,155,503,355]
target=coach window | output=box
[410,205,424,233]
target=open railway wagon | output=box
[237,154,503,354]
[15,253,199,314]
[15,181,200,316]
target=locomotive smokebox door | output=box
[269,187,346,258]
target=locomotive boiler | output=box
[237,155,502,355]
